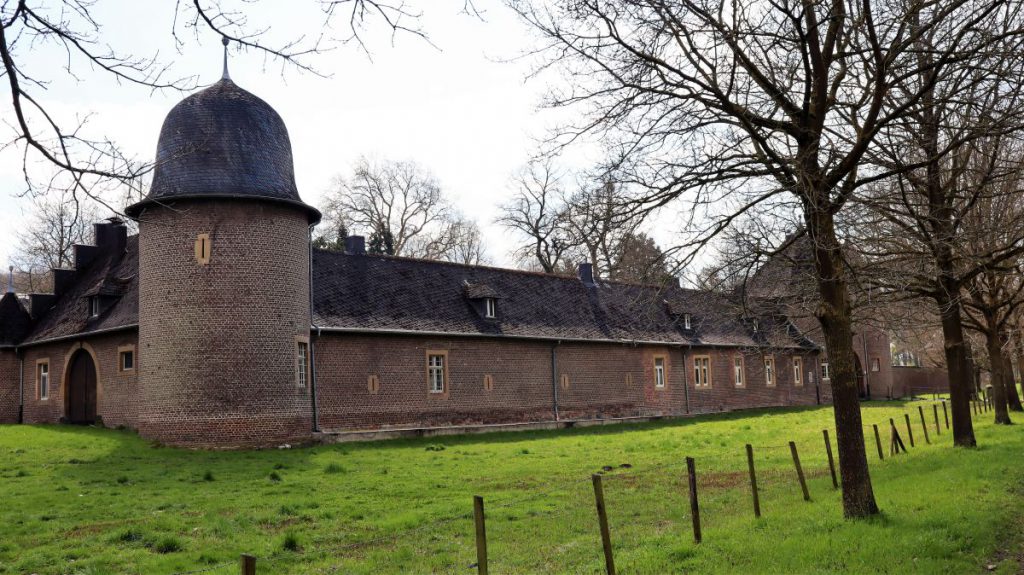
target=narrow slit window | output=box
[195,233,212,265]
[734,356,745,388]
[793,357,803,387]
[296,341,309,388]
[654,357,666,388]
[764,356,775,387]
[38,361,49,400]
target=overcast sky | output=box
[0,1,681,274]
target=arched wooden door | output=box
[66,350,97,424]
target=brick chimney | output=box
[578,262,595,286]
[94,217,128,255]
[345,235,366,255]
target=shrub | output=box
[154,536,182,554]
[282,532,301,552]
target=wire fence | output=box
[166,399,986,575]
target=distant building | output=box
[0,77,829,448]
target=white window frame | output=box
[89,297,100,318]
[428,353,446,393]
[38,360,49,400]
[793,357,803,387]
[693,355,711,388]
[484,298,496,319]
[296,341,309,388]
[683,314,692,330]
[764,356,775,387]
[821,361,830,381]
[654,357,666,388]
[734,355,745,388]
[118,346,135,372]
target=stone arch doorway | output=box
[65,349,97,424]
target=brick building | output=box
[0,76,835,448]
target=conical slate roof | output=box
[126,79,320,222]
[0,292,32,347]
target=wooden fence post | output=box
[903,413,915,448]
[933,404,941,435]
[592,474,616,575]
[686,457,702,544]
[872,424,884,461]
[473,495,488,575]
[823,429,838,489]
[240,554,256,575]
[888,418,907,454]
[942,400,949,429]
[789,441,811,501]
[918,405,931,444]
[745,444,761,518]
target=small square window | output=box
[119,348,135,372]
[484,298,497,319]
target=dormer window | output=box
[484,298,497,319]
[89,296,101,318]
[684,313,692,330]
[752,319,759,332]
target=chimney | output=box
[578,262,595,286]
[94,218,128,255]
[345,235,366,255]
[29,293,55,317]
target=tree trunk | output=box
[1004,356,1023,412]
[984,324,1012,424]
[935,289,977,446]
[809,210,879,518]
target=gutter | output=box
[308,225,320,433]
[313,326,807,351]
[551,341,560,421]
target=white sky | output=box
[0,1,599,269]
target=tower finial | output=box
[6,266,13,294]
[221,36,231,81]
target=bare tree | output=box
[497,161,575,273]
[320,157,487,262]
[564,180,647,279]
[509,0,1012,517]
[11,189,100,280]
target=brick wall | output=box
[891,366,949,397]
[137,200,313,448]
[18,331,140,428]
[314,332,826,432]
[0,349,19,423]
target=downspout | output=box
[551,341,560,421]
[308,225,320,432]
[17,348,24,424]
[682,344,691,414]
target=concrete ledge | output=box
[315,413,695,444]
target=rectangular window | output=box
[734,356,745,388]
[296,341,309,388]
[428,353,446,393]
[37,361,49,400]
[793,357,803,387]
[684,314,692,329]
[484,298,496,318]
[654,357,666,388]
[119,349,134,372]
[764,356,775,387]
[89,297,100,318]
[693,355,711,388]
[821,361,830,381]
[871,358,881,372]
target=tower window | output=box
[195,233,212,265]
[484,298,497,318]
[296,341,309,388]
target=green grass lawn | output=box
[0,401,1021,574]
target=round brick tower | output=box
[126,77,320,448]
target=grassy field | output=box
[0,401,1021,574]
